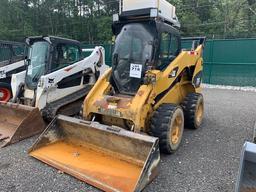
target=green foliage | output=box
[170,0,256,38]
[0,0,255,42]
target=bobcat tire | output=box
[0,82,12,102]
[150,104,184,154]
[182,93,204,129]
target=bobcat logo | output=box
[48,78,55,84]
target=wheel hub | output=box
[170,114,182,145]
[196,102,204,125]
[0,88,11,102]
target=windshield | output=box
[112,23,155,94]
[26,41,49,89]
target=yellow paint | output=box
[83,45,204,133]
[30,141,142,192]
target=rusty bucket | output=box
[0,102,46,148]
[29,115,160,192]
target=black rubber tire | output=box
[150,104,184,154]
[181,93,204,129]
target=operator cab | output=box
[111,4,181,95]
[25,36,82,89]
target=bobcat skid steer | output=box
[0,36,108,148]
[0,41,26,102]
[29,1,205,191]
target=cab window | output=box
[131,37,143,62]
[159,33,170,61]
[51,44,81,72]
[170,35,179,56]
[157,33,180,70]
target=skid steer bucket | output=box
[29,115,160,192]
[0,102,46,148]
[236,142,256,192]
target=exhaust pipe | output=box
[0,102,46,147]
[29,115,160,192]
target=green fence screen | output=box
[81,44,113,67]
[0,41,25,63]
[82,38,256,87]
[203,39,256,86]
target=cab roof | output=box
[25,36,81,47]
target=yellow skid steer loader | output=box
[30,1,206,191]
[0,36,108,147]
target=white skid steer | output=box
[0,36,109,147]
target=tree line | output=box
[0,0,255,43]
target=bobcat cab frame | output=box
[12,36,107,115]
[30,2,206,192]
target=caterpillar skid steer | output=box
[0,36,108,148]
[30,1,205,191]
[0,41,26,102]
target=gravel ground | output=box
[0,88,256,192]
